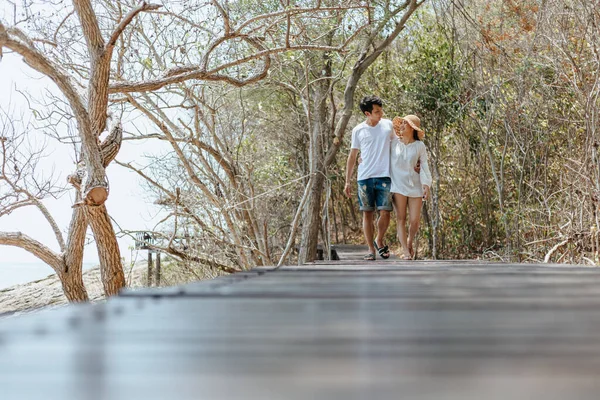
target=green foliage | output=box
[139,0,600,265]
[253,154,297,184]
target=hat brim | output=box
[401,117,424,133]
[393,116,425,139]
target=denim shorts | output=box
[357,177,393,211]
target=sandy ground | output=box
[0,263,147,317]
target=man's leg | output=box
[363,211,376,256]
[374,177,393,257]
[375,211,390,249]
[357,178,376,258]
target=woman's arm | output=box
[418,143,433,199]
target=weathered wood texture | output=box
[2,246,600,399]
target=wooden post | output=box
[155,252,161,287]
[147,251,153,287]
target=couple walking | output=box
[344,95,432,261]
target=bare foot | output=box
[407,241,414,259]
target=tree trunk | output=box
[431,151,441,259]
[300,1,421,263]
[155,252,161,286]
[298,77,329,264]
[240,207,268,266]
[62,205,90,301]
[340,198,348,244]
[332,196,340,244]
[147,252,153,287]
[57,266,89,302]
[86,204,125,296]
[347,196,358,230]
[299,172,326,264]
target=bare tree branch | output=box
[0,232,62,272]
[0,199,35,217]
[30,197,67,252]
[277,173,315,267]
[0,23,108,206]
[211,0,231,35]
[161,244,242,274]
[106,2,162,51]
[236,5,368,32]
[544,238,570,263]
[53,9,75,44]
[109,44,340,94]
[0,24,89,128]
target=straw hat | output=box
[393,115,425,140]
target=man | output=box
[344,95,394,260]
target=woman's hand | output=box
[422,185,430,201]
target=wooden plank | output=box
[2,255,600,399]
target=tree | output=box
[0,108,90,301]
[116,1,373,270]
[296,0,426,263]
[0,0,372,298]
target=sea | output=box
[0,261,97,290]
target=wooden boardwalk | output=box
[2,245,600,399]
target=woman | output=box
[390,115,432,260]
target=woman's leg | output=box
[407,197,423,258]
[392,194,411,258]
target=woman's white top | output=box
[390,137,433,198]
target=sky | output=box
[0,52,164,265]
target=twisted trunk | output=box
[0,1,159,301]
[57,266,89,302]
[298,75,329,264]
[86,205,125,296]
[66,120,126,297]
[299,172,326,263]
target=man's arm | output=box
[344,148,359,197]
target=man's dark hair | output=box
[359,95,383,115]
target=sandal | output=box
[363,253,376,261]
[400,254,412,260]
[373,241,390,259]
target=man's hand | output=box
[422,185,430,201]
[344,182,352,198]
[414,160,421,173]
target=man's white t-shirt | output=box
[351,118,394,181]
